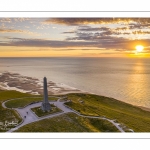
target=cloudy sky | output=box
[0,18,150,57]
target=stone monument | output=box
[41,77,51,112]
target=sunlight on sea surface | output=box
[0,57,150,108]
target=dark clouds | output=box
[62,31,75,34]
[77,26,128,36]
[1,36,150,52]
[43,18,131,25]
[132,30,150,34]
[43,18,150,26]
[66,29,150,50]
[0,38,97,48]
[78,27,110,32]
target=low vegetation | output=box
[0,90,31,132]
[65,93,150,132]
[2,90,150,132]
[15,112,119,132]
[5,96,58,108]
[0,104,22,132]
[0,90,33,102]
[31,105,62,117]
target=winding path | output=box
[2,98,131,133]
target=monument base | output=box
[41,102,51,112]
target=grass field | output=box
[15,112,119,132]
[5,96,58,108]
[0,90,32,132]
[0,104,22,132]
[31,105,62,117]
[0,90,33,102]
[65,93,150,132]
[2,90,150,132]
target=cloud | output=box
[66,30,150,50]
[115,27,129,31]
[132,30,150,35]
[43,18,150,26]
[64,26,130,38]
[62,31,75,34]
[0,18,12,23]
[0,28,40,36]
[0,38,97,48]
[0,28,25,33]
[1,36,150,52]
[13,18,30,22]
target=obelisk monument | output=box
[41,77,51,112]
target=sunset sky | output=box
[1,18,150,57]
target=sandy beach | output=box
[0,72,83,95]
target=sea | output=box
[0,57,150,108]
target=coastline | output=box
[0,71,84,95]
[0,71,150,113]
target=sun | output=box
[135,45,144,53]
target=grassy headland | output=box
[1,90,150,132]
[15,112,119,132]
[65,93,150,132]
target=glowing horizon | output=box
[0,18,150,57]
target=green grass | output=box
[0,90,35,132]
[2,90,150,132]
[15,112,119,132]
[0,90,33,102]
[5,96,58,108]
[31,105,62,117]
[5,97,42,108]
[64,93,150,132]
[0,104,22,132]
[0,90,59,132]
[49,97,58,101]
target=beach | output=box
[0,72,83,95]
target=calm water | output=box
[0,57,150,108]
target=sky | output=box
[0,18,150,57]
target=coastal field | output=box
[15,92,150,132]
[65,93,150,132]
[1,89,150,132]
[15,112,119,132]
[0,90,32,132]
[5,96,58,108]
[1,79,150,132]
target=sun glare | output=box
[135,45,144,53]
